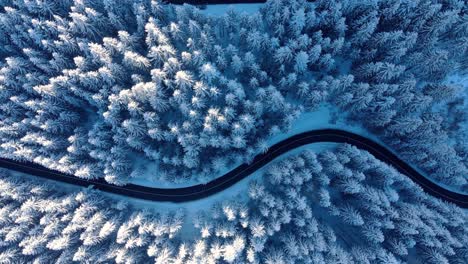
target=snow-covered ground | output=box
[129,159,201,188]
[266,104,372,145]
[446,74,468,134]
[200,3,263,16]
[446,73,468,86]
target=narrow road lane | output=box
[0,129,466,207]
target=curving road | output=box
[0,129,466,207]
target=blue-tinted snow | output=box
[201,3,263,16]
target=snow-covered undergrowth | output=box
[0,144,466,263]
[201,3,263,17]
[0,0,467,191]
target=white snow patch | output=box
[201,3,263,16]
[129,159,200,188]
[268,103,379,145]
[446,74,468,135]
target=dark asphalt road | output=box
[0,129,466,207]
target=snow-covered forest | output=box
[1,0,468,263]
[0,145,466,263]
[0,0,467,190]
